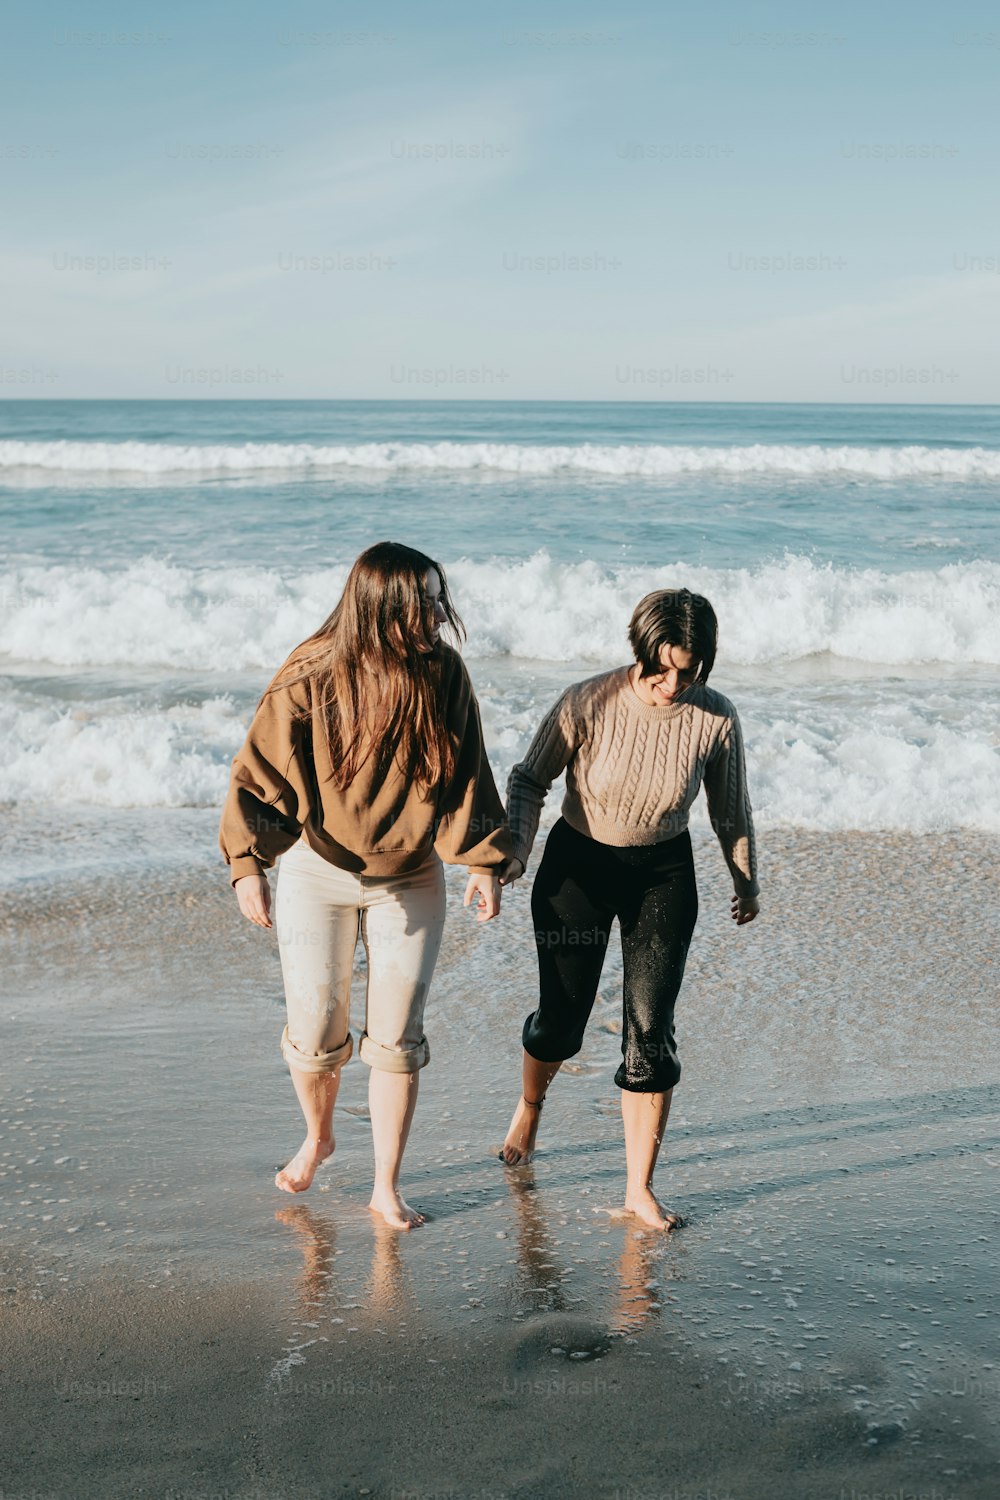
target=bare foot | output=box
[500,1095,544,1165]
[275,1135,335,1194]
[368,1183,425,1230]
[623,1185,684,1232]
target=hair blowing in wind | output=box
[270,540,465,792]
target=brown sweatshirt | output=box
[219,643,513,884]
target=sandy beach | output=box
[1,824,997,1498]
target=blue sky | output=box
[3,0,999,400]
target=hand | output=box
[236,874,273,929]
[498,856,525,887]
[463,872,502,922]
[731,893,759,926]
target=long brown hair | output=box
[270,541,465,791]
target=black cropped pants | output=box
[522,818,699,1092]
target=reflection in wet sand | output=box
[273,1205,338,1308]
[503,1167,669,1341]
[274,1202,416,1325]
[609,1228,668,1337]
[364,1218,415,1319]
[505,1169,570,1314]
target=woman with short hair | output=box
[499,588,760,1231]
[220,541,513,1228]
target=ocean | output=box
[1,398,997,884]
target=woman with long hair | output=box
[499,588,760,1230]
[220,541,513,1229]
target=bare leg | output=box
[275,1065,341,1194]
[368,1069,424,1230]
[621,1087,682,1230]
[501,1051,563,1165]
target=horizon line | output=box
[0,397,998,410]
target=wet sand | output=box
[1,827,998,1499]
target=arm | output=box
[433,657,513,877]
[218,671,314,887]
[505,686,580,873]
[702,708,760,902]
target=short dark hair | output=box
[628,589,718,683]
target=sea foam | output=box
[3,438,1000,479]
[2,688,997,831]
[2,554,998,669]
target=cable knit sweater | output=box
[506,666,759,898]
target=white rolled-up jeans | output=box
[274,837,446,1075]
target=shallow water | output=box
[1,830,997,1496]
